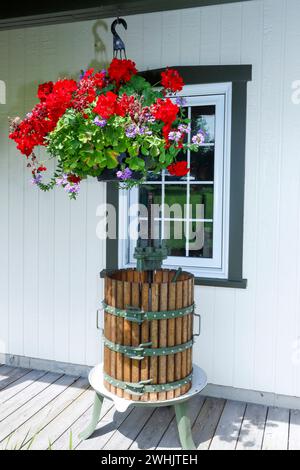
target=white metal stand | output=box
[79,363,207,450]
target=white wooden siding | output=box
[1,0,300,397]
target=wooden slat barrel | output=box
[103,269,195,401]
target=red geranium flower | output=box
[93,72,106,89]
[45,79,77,123]
[93,92,133,119]
[9,102,50,156]
[161,68,184,93]
[117,93,135,116]
[151,98,179,125]
[93,91,118,119]
[68,174,81,184]
[167,161,189,177]
[10,78,77,157]
[82,68,94,78]
[108,58,137,85]
[38,82,53,102]
[52,79,77,95]
[37,165,47,172]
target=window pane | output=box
[139,184,162,208]
[190,185,213,220]
[190,147,214,182]
[146,171,162,182]
[165,184,187,219]
[188,222,213,258]
[138,218,162,241]
[191,105,215,143]
[164,220,186,257]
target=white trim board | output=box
[202,384,300,412]
[0,353,92,378]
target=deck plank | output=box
[0,367,32,391]
[0,371,63,422]
[76,405,133,450]
[210,400,246,450]
[288,409,300,450]
[0,369,47,404]
[103,407,154,450]
[4,376,89,449]
[52,399,114,450]
[0,373,76,445]
[157,395,206,449]
[262,407,290,451]
[30,387,95,449]
[130,406,175,450]
[0,366,15,379]
[194,397,226,450]
[236,404,268,450]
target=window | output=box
[105,65,251,288]
[118,83,232,279]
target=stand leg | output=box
[174,402,196,450]
[79,393,104,440]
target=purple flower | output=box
[168,130,182,143]
[178,124,191,134]
[56,174,68,186]
[31,174,42,185]
[94,116,107,128]
[139,126,152,136]
[117,167,133,181]
[176,96,187,107]
[144,112,156,124]
[64,183,80,194]
[125,124,138,138]
[192,130,206,145]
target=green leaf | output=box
[141,146,150,156]
[128,75,151,92]
[106,150,119,169]
[142,88,163,106]
[126,155,145,171]
[150,145,160,158]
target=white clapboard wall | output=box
[0,0,300,398]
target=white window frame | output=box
[118,82,232,279]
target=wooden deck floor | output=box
[0,364,299,450]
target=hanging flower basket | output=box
[9,58,205,198]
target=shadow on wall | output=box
[88,20,109,71]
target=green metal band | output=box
[103,337,193,360]
[104,371,193,396]
[102,302,195,323]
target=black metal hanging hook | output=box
[111,17,127,59]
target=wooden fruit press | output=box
[79,191,207,450]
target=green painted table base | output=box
[78,393,104,441]
[79,364,207,450]
[79,392,196,450]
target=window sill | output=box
[194,277,247,289]
[100,270,247,289]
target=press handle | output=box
[193,312,201,338]
[96,308,104,332]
